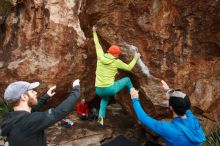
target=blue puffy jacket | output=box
[132,98,206,146]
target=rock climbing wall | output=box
[0,0,93,105]
[0,0,220,135]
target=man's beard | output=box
[27,94,38,107]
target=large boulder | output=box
[0,0,220,135]
[0,0,89,105]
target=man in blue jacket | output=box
[130,80,206,146]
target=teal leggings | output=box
[96,77,133,118]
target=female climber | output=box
[92,26,140,127]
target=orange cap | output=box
[107,45,121,55]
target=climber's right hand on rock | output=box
[72,79,80,88]
[92,26,97,32]
[134,52,141,60]
[130,88,139,99]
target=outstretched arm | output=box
[93,26,104,60]
[130,88,174,141]
[29,80,80,132]
[116,53,140,71]
[116,59,137,71]
[132,97,161,132]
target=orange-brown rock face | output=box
[0,0,92,104]
[0,0,220,134]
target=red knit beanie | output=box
[107,45,121,55]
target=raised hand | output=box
[134,52,141,60]
[161,80,170,91]
[72,79,80,88]
[47,85,56,97]
[92,25,97,32]
[130,88,139,99]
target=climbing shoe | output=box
[97,117,104,128]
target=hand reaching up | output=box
[161,80,170,91]
[72,79,80,88]
[92,26,97,32]
[47,85,56,97]
[130,88,139,99]
[134,52,141,60]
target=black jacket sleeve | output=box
[28,85,80,132]
[31,94,50,112]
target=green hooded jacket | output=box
[93,32,137,87]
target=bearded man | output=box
[1,80,80,146]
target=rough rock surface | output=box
[0,0,220,137]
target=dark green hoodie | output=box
[1,86,80,146]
